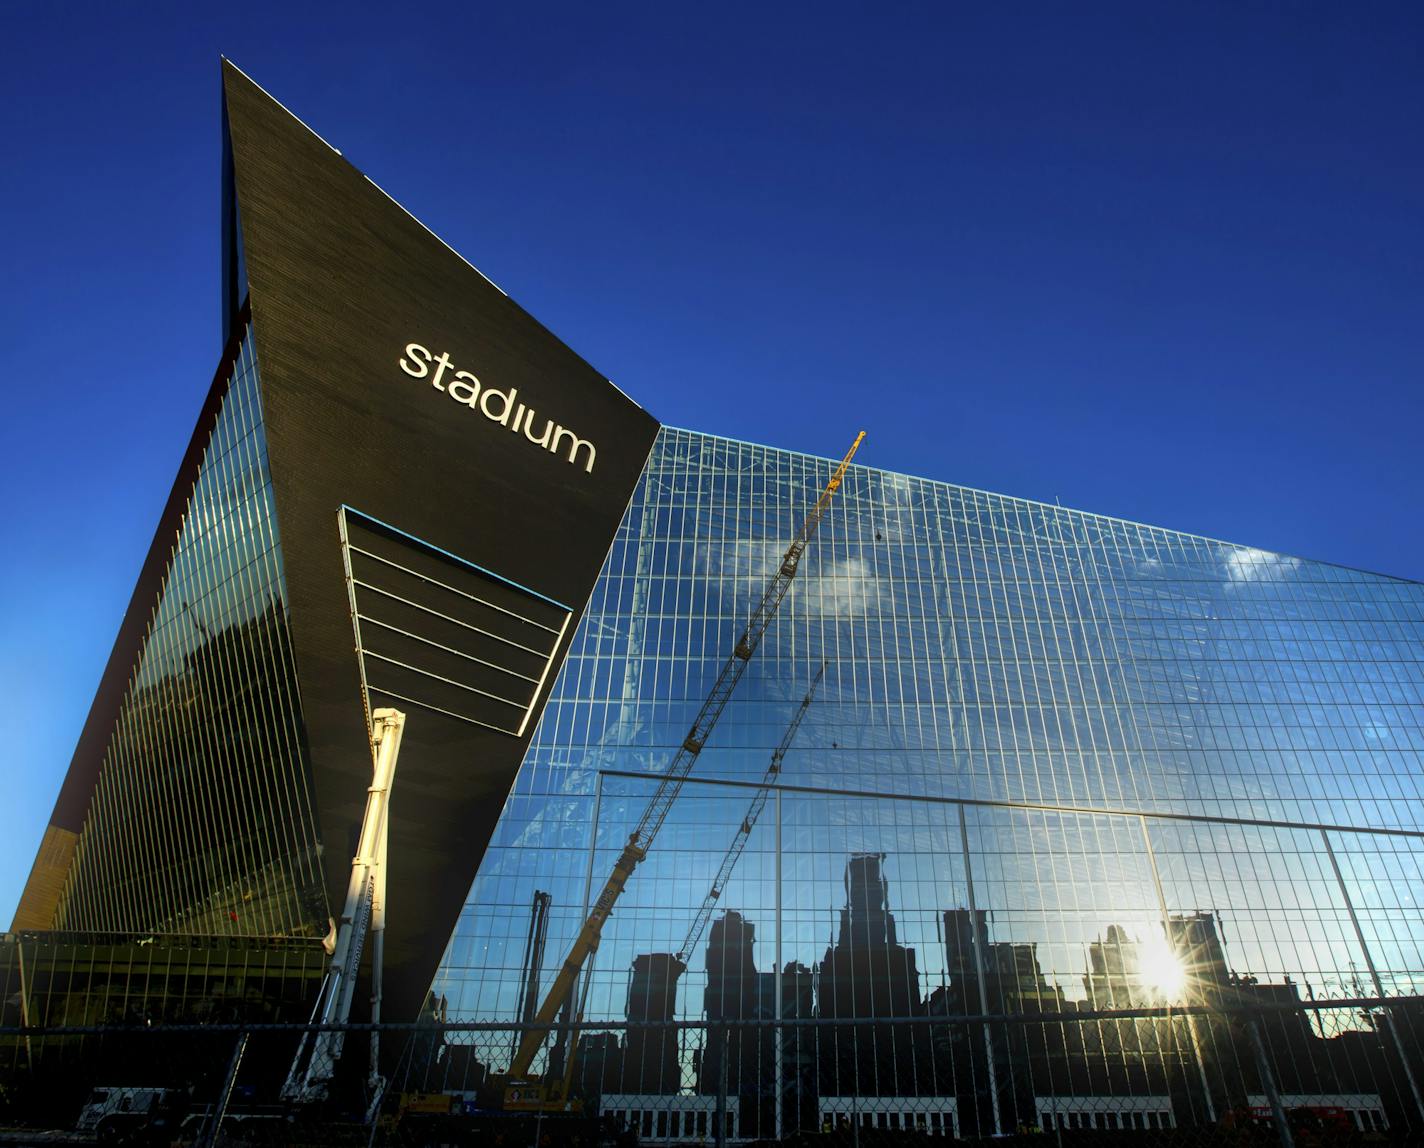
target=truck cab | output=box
[75,1086,178,1141]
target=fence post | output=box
[1140,816,1217,1125]
[959,805,1001,1136]
[1243,1016,1295,1148]
[14,941,33,1069]
[202,1030,249,1148]
[1321,828,1424,1124]
[774,788,783,1142]
[715,1024,728,1148]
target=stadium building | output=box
[8,62,1424,1139]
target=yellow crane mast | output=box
[503,432,865,1109]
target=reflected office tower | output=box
[700,913,762,1095]
[1166,910,1238,1114]
[819,855,920,1020]
[1078,929,1174,1102]
[699,912,774,1136]
[934,907,998,1136]
[942,908,1059,1014]
[1085,925,1145,1009]
[1169,912,1337,1110]
[704,912,760,1030]
[1236,980,1330,1095]
[781,960,818,1132]
[817,854,932,1099]
[840,854,898,950]
[941,908,987,1003]
[938,907,1062,1134]
[622,953,683,1094]
[1168,912,1230,999]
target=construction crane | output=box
[503,431,865,1110]
[674,662,825,967]
[512,891,552,1062]
[282,707,406,1113]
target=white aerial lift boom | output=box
[282,707,406,1112]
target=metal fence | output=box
[3,994,1422,1146]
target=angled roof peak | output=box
[221,57,343,156]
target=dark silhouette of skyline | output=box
[593,850,1419,1134]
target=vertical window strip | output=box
[55,324,323,938]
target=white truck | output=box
[75,1086,181,1141]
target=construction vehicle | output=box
[282,707,407,1118]
[501,432,864,1112]
[75,1086,183,1142]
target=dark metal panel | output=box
[221,61,659,1020]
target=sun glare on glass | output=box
[1141,934,1187,1000]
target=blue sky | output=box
[2,2,1422,924]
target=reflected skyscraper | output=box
[622,953,682,1095]
[817,854,935,1100]
[1085,925,1148,1009]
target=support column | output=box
[1321,828,1424,1123]
[959,804,1001,1137]
[1140,815,1216,1124]
[774,788,784,1140]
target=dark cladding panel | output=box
[221,61,659,1018]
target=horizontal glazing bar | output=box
[357,614,541,684]
[366,683,522,735]
[347,543,564,635]
[352,579,552,659]
[361,650,528,710]
[595,768,1424,840]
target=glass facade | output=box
[53,323,325,940]
[435,426,1424,1134]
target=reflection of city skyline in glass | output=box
[434,426,1424,1132]
[497,844,1414,1137]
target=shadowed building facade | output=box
[11,61,659,1028]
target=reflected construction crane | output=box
[674,661,825,968]
[502,431,865,1111]
[513,891,553,1062]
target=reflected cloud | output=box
[1222,546,1300,585]
[698,542,886,618]
[816,555,887,619]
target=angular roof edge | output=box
[659,425,1423,586]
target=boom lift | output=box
[674,661,825,968]
[503,432,864,1111]
[282,707,407,1113]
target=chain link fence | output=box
[2,994,1421,1146]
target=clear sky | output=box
[2,2,1422,925]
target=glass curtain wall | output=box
[435,427,1424,1135]
[52,322,325,940]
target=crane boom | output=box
[508,432,864,1087]
[282,708,406,1106]
[675,662,824,966]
